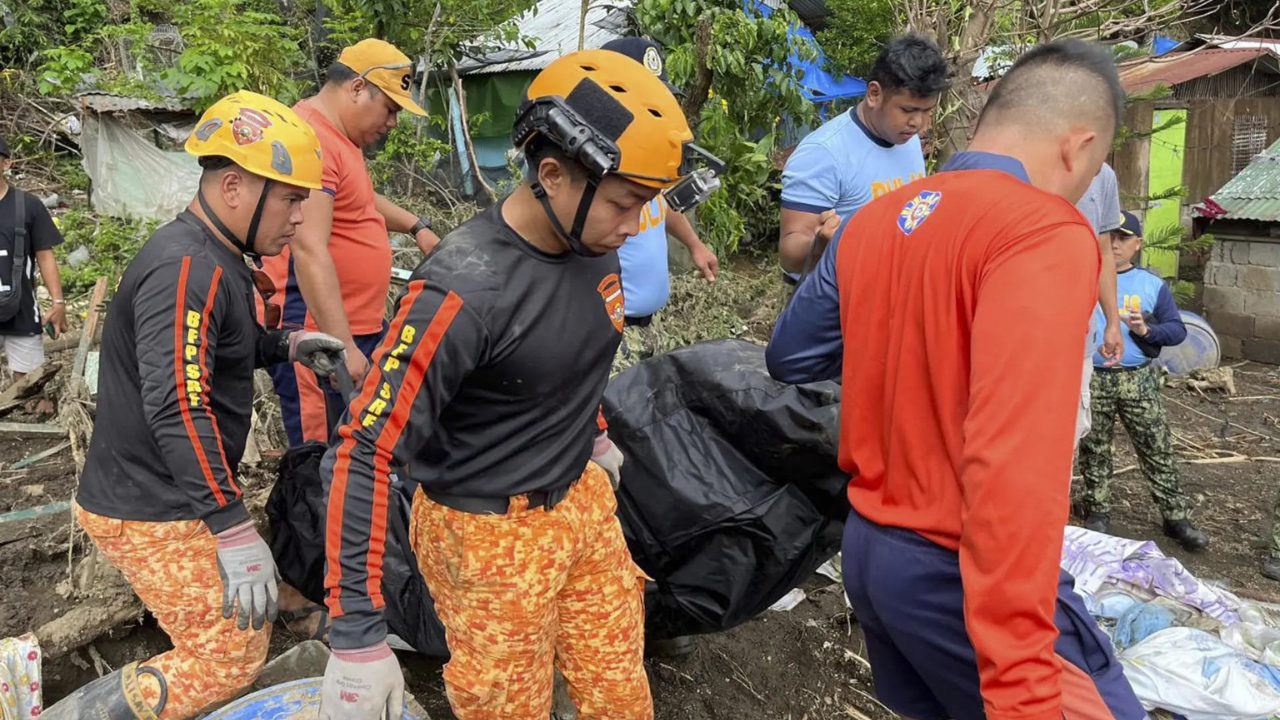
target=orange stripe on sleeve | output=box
[364,292,464,606]
[196,267,240,499]
[173,257,227,507]
[324,283,433,616]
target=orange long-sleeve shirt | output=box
[836,168,1098,720]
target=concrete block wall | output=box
[1203,238,1280,363]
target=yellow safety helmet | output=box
[185,91,323,190]
[516,49,693,189]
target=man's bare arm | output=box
[1096,233,1123,366]
[376,194,440,254]
[290,192,369,381]
[34,249,66,336]
[779,208,825,274]
[668,209,718,282]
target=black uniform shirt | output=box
[323,201,626,648]
[0,188,63,336]
[78,212,290,533]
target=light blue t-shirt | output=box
[617,194,670,318]
[1091,266,1185,367]
[781,109,927,220]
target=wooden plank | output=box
[72,276,110,383]
[0,362,59,418]
[11,440,71,469]
[0,422,65,437]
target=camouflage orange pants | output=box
[410,462,653,720]
[73,504,270,719]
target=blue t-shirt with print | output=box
[781,109,927,220]
[1091,266,1187,367]
[617,194,670,318]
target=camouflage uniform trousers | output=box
[73,504,270,719]
[1076,363,1190,521]
[409,462,652,720]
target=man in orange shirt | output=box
[263,39,442,449]
[767,41,1145,720]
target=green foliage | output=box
[37,45,95,95]
[1141,222,1214,303]
[162,0,307,110]
[54,209,157,293]
[324,0,536,67]
[815,0,896,78]
[35,0,306,110]
[637,0,816,254]
[367,122,450,194]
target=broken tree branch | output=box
[449,64,496,201]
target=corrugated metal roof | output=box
[1117,48,1279,94]
[457,0,635,75]
[1208,137,1280,221]
[76,92,192,113]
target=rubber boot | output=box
[1083,512,1111,534]
[1163,519,1209,552]
[39,662,166,720]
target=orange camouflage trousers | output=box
[73,504,270,719]
[410,462,653,720]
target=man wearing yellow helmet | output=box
[52,91,346,720]
[317,50,723,720]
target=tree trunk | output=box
[579,0,591,50]
[682,14,715,121]
[450,65,497,201]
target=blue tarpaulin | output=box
[749,0,866,102]
[1154,36,1180,55]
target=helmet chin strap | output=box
[530,177,601,257]
[196,180,274,266]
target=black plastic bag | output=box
[604,339,848,639]
[266,443,449,656]
[268,338,847,654]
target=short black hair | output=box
[978,39,1124,135]
[523,136,587,183]
[326,62,358,86]
[870,33,950,98]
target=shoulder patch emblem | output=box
[597,273,625,333]
[898,190,942,235]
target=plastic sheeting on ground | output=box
[1062,526,1242,623]
[0,634,42,720]
[1121,628,1280,720]
[268,339,848,654]
[1061,527,1280,719]
[80,113,200,221]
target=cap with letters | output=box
[338,39,428,116]
[1116,210,1143,238]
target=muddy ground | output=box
[3,349,1280,719]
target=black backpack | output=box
[0,190,28,323]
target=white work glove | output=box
[214,521,279,631]
[289,330,347,377]
[319,642,405,720]
[592,432,624,490]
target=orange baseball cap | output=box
[337,39,427,116]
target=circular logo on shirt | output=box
[643,46,663,77]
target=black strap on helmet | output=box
[196,179,273,265]
[514,97,621,257]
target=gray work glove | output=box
[592,432,624,490]
[214,521,279,631]
[289,330,347,378]
[319,641,405,720]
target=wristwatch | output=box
[410,216,433,235]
